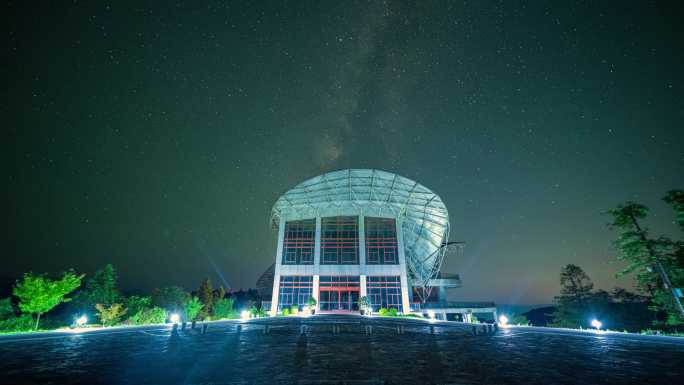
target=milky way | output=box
[4,1,683,304]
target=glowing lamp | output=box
[76,315,88,326]
[498,315,509,326]
[240,310,250,320]
[427,310,436,322]
[591,319,602,330]
[169,313,180,324]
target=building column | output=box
[395,217,411,314]
[358,214,366,266]
[312,274,320,312]
[360,275,367,297]
[314,217,321,266]
[269,219,286,316]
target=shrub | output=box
[388,308,398,317]
[282,308,290,316]
[249,306,266,318]
[378,308,389,316]
[0,315,36,333]
[305,296,317,307]
[96,303,127,326]
[213,298,238,319]
[129,306,166,325]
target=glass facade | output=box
[319,276,360,311]
[367,276,402,312]
[365,217,398,264]
[277,276,313,311]
[282,219,315,265]
[321,216,359,264]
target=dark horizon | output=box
[4,1,684,305]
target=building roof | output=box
[271,169,450,287]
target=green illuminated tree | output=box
[213,297,237,319]
[13,271,84,330]
[85,264,120,307]
[151,286,190,314]
[606,198,684,325]
[184,296,204,321]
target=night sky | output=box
[4,1,683,305]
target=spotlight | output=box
[591,319,602,330]
[75,315,87,327]
[169,313,180,324]
[427,310,436,322]
[240,310,250,320]
[498,315,509,326]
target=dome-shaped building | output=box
[265,169,471,315]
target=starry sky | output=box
[3,1,683,304]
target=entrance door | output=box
[319,288,359,312]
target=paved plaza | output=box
[1,315,682,385]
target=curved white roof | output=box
[271,169,450,286]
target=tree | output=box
[0,298,15,320]
[151,286,190,314]
[552,264,594,328]
[664,190,684,231]
[184,296,204,321]
[85,264,120,307]
[213,297,237,319]
[125,295,152,317]
[606,200,684,323]
[95,303,127,326]
[215,286,226,302]
[198,278,214,318]
[13,271,84,330]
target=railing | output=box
[417,301,496,309]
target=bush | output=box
[389,308,398,317]
[213,298,238,319]
[249,306,266,318]
[378,308,389,316]
[0,315,35,333]
[282,308,291,316]
[305,296,317,307]
[96,303,127,326]
[129,306,166,325]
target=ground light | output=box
[75,315,87,327]
[240,310,250,320]
[498,315,509,326]
[591,319,602,330]
[427,310,436,322]
[169,313,180,324]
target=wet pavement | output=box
[0,314,682,385]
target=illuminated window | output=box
[365,217,398,264]
[367,276,402,312]
[282,219,315,265]
[278,276,313,311]
[321,216,359,264]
